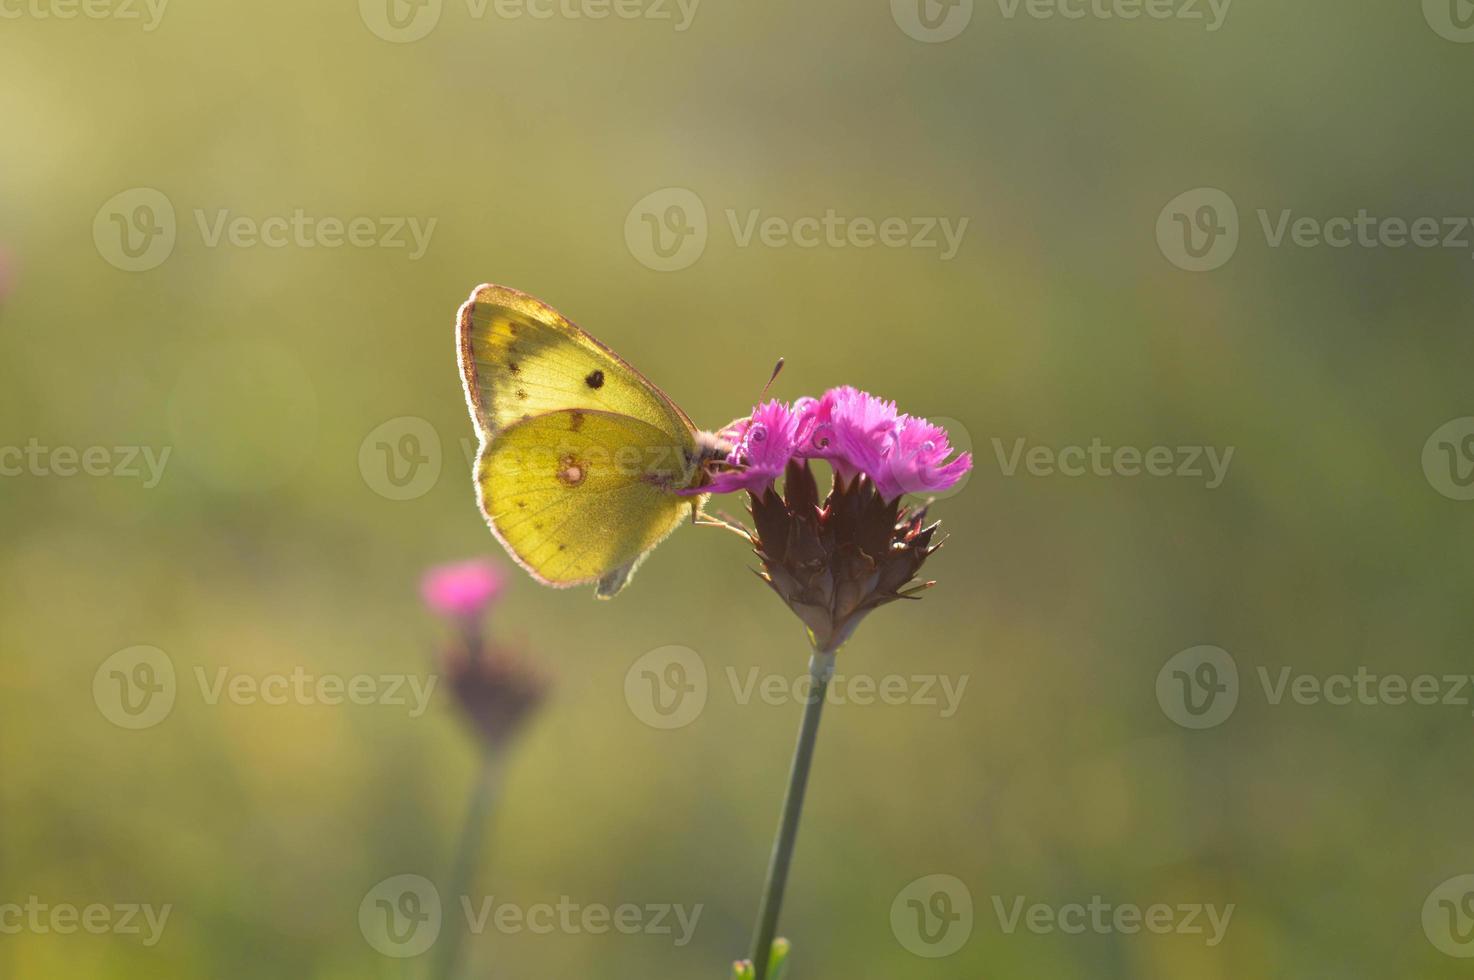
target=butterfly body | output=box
[456,284,728,597]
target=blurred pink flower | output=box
[421,559,506,618]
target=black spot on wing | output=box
[585,370,604,389]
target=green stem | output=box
[433,750,504,980]
[749,651,835,980]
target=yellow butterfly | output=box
[456,284,733,598]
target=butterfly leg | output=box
[693,507,753,541]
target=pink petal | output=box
[421,560,506,618]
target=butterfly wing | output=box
[457,283,696,443]
[456,284,706,597]
[476,408,695,596]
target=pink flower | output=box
[702,387,971,502]
[796,387,899,484]
[870,414,974,501]
[421,560,506,618]
[697,400,802,495]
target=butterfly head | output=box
[684,429,736,490]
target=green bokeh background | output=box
[4,1,1474,976]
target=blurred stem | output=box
[433,749,504,980]
[748,650,835,980]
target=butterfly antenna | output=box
[760,357,785,399]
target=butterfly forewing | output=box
[457,283,696,444]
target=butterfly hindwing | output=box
[476,407,696,595]
[457,283,695,444]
